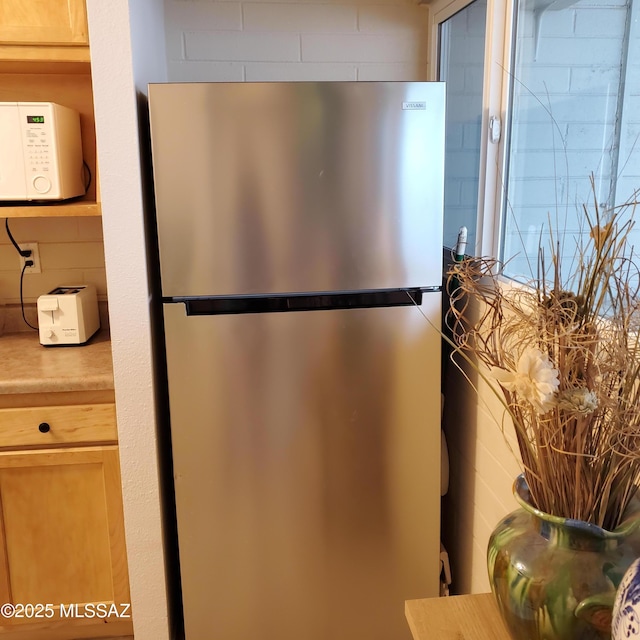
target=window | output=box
[432,0,512,257]
[433,0,639,268]
[500,0,639,278]
[438,0,488,253]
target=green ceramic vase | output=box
[488,475,640,640]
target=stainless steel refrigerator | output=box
[148,81,445,640]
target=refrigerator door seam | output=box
[163,288,439,316]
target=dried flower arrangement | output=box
[447,180,640,530]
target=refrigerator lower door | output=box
[163,296,442,640]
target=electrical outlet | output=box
[19,242,41,274]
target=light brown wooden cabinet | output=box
[0,403,132,639]
[0,2,127,635]
[0,69,99,217]
[0,0,99,219]
[0,0,88,47]
[0,447,129,612]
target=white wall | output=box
[441,297,522,594]
[86,2,171,639]
[164,0,429,82]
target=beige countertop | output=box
[405,594,511,640]
[0,330,114,395]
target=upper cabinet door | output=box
[0,0,88,46]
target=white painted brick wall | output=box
[165,1,242,30]
[186,31,301,61]
[245,62,356,80]
[302,32,423,61]
[164,0,429,82]
[357,5,427,31]
[243,4,357,31]
[168,61,245,81]
[441,335,522,594]
[574,7,628,35]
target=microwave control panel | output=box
[24,111,53,193]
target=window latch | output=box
[489,116,501,143]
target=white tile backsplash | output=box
[0,219,107,305]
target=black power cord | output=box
[83,160,92,193]
[5,218,31,258]
[4,218,38,331]
[19,263,38,331]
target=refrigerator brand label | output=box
[402,102,426,110]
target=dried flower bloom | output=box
[590,221,613,251]
[558,388,598,414]
[543,290,584,324]
[491,348,560,413]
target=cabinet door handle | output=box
[38,422,51,433]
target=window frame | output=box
[428,0,517,258]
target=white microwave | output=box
[0,101,85,201]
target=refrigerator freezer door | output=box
[148,82,445,297]
[164,296,442,640]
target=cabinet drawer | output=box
[0,404,117,449]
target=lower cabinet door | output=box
[0,446,132,636]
